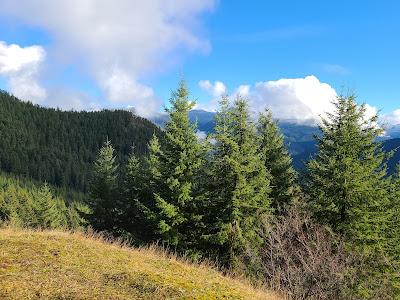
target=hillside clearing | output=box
[0,228,279,299]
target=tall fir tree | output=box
[258,109,298,213]
[202,96,237,258]
[33,184,68,229]
[388,166,400,262]
[305,95,399,296]
[121,148,156,242]
[385,167,400,296]
[37,184,69,229]
[145,81,205,252]
[205,96,272,274]
[89,139,119,231]
[305,95,390,244]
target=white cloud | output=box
[0,41,46,103]
[233,84,251,98]
[382,109,400,126]
[250,75,337,123]
[100,68,161,117]
[199,76,393,129]
[364,104,378,120]
[381,109,400,138]
[196,79,227,112]
[199,75,338,123]
[45,87,101,111]
[199,80,227,97]
[195,130,207,141]
[0,0,215,115]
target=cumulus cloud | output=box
[198,75,393,127]
[0,41,46,103]
[100,68,161,117]
[199,80,227,97]
[0,0,215,115]
[196,79,227,111]
[195,130,207,141]
[382,109,400,126]
[45,87,101,111]
[199,75,338,124]
[233,85,251,98]
[364,104,378,120]
[250,76,337,123]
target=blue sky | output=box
[167,0,400,114]
[0,0,399,123]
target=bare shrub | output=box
[259,203,356,299]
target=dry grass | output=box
[0,228,279,299]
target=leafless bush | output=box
[259,203,357,299]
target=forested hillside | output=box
[0,91,161,191]
[0,172,88,229]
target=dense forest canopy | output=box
[0,172,88,229]
[0,91,161,192]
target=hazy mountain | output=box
[151,109,319,141]
[150,109,319,168]
[385,125,400,139]
[151,109,400,172]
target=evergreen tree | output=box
[305,95,398,296]
[145,81,205,252]
[66,201,89,229]
[305,95,390,244]
[258,109,298,212]
[34,184,68,229]
[205,96,272,274]
[201,96,236,257]
[388,166,400,261]
[89,139,119,231]
[32,184,53,227]
[121,148,156,242]
[0,172,87,229]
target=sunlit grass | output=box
[0,228,279,299]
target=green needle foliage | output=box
[306,95,389,244]
[144,81,205,253]
[89,139,119,232]
[205,96,272,275]
[258,109,298,213]
[0,173,87,229]
[389,167,400,261]
[120,148,156,243]
[305,94,399,296]
[0,90,160,192]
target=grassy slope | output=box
[0,229,278,300]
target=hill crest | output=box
[0,228,278,299]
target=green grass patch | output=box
[0,228,279,299]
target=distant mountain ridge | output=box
[385,124,400,139]
[151,109,320,141]
[150,109,320,168]
[150,109,400,173]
